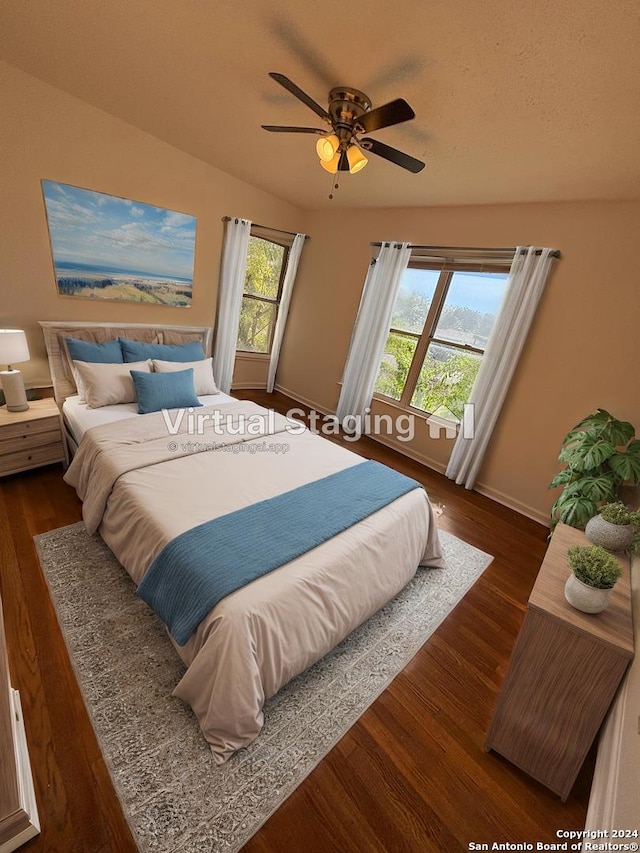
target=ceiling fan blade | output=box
[268,72,330,122]
[262,125,326,134]
[338,150,349,171]
[357,98,415,133]
[361,138,425,173]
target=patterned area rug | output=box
[34,522,492,853]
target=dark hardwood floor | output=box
[0,390,592,852]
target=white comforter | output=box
[65,401,445,762]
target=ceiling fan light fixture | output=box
[319,151,340,174]
[316,133,340,162]
[347,145,368,174]
[264,73,426,183]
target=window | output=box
[236,234,289,354]
[374,262,509,421]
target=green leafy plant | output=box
[598,501,640,527]
[550,409,640,528]
[237,236,286,353]
[567,544,622,589]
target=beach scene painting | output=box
[42,180,196,307]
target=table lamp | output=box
[0,329,30,412]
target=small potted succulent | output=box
[585,501,640,551]
[564,544,623,613]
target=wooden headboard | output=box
[39,321,213,407]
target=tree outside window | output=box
[237,235,289,353]
[374,265,509,421]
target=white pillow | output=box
[73,359,153,408]
[151,357,218,396]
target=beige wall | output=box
[276,202,640,523]
[233,352,270,389]
[0,61,304,387]
[3,60,639,525]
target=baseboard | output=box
[364,431,448,475]
[368,432,549,525]
[273,383,330,415]
[473,483,550,527]
[0,690,40,853]
[272,384,549,525]
[230,382,268,391]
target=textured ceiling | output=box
[2,0,640,210]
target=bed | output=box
[40,321,445,764]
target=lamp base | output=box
[0,369,29,412]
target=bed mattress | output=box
[62,391,236,442]
[64,398,445,762]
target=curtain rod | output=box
[222,216,308,240]
[370,242,560,258]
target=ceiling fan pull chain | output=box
[328,172,340,200]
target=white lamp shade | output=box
[0,329,30,365]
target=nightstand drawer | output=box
[0,415,61,442]
[0,427,62,455]
[0,442,65,476]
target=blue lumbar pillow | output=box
[119,338,205,363]
[66,336,124,363]
[130,368,202,414]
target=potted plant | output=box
[549,409,640,529]
[584,501,640,551]
[564,544,623,613]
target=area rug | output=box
[34,522,492,853]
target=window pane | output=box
[374,331,418,401]
[434,271,508,349]
[410,343,482,420]
[390,268,439,334]
[244,236,286,299]
[237,297,276,353]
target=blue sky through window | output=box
[402,268,508,315]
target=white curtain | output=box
[212,218,251,394]
[446,246,556,489]
[267,232,306,393]
[336,242,411,423]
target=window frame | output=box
[236,231,290,355]
[374,258,509,418]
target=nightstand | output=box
[0,397,67,476]
[485,523,634,800]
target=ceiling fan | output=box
[262,72,426,176]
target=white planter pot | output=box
[585,515,635,551]
[564,573,613,614]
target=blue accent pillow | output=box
[66,337,124,363]
[130,369,202,414]
[119,338,205,363]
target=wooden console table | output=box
[485,523,634,800]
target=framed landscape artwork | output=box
[41,180,196,307]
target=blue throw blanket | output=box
[137,460,422,644]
